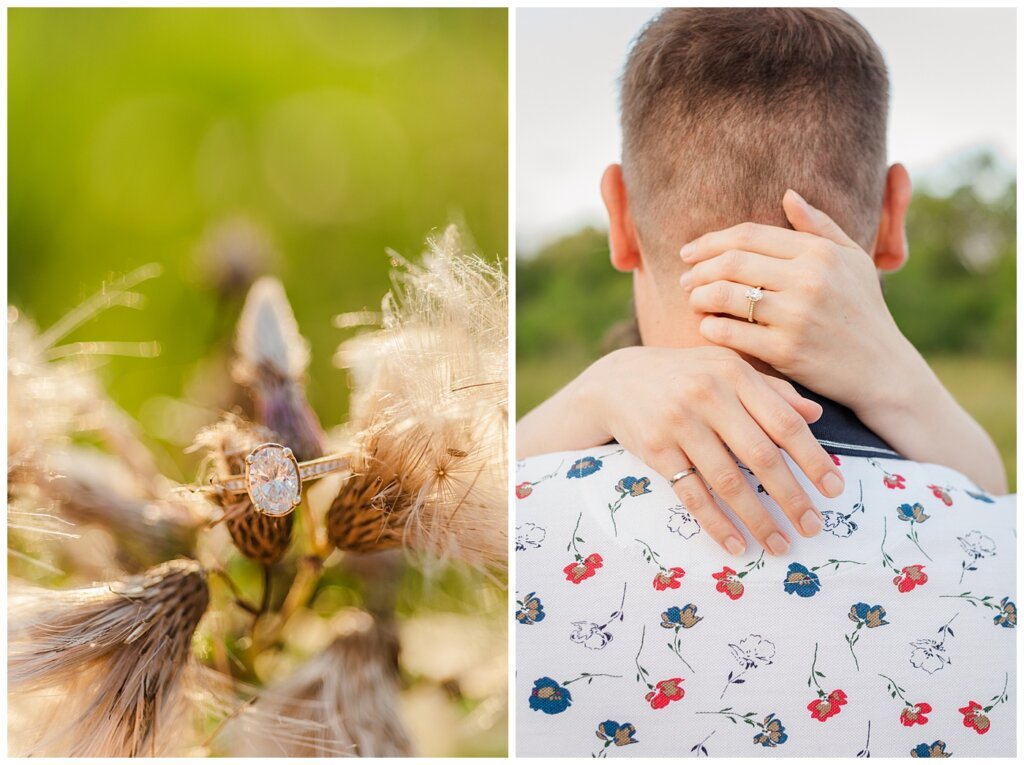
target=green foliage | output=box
[517,153,1015,488]
[8,7,508,472]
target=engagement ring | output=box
[745,286,764,323]
[208,443,349,516]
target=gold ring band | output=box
[745,286,764,323]
[208,442,349,517]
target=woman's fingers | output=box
[783,189,858,248]
[761,375,824,424]
[681,424,792,556]
[644,448,747,557]
[698,315,778,363]
[680,249,790,293]
[679,221,819,264]
[737,372,845,502]
[711,383,826,539]
[688,281,783,325]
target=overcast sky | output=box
[516,7,1017,255]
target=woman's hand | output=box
[679,189,908,411]
[679,189,1007,494]
[573,346,845,556]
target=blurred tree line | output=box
[517,150,1015,487]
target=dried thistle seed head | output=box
[234,276,310,384]
[331,227,507,571]
[336,226,507,432]
[326,456,404,554]
[226,500,295,566]
[220,612,413,757]
[8,558,209,757]
[31,446,203,570]
[327,412,507,572]
[192,414,294,564]
[251,376,327,461]
[193,412,277,479]
[233,277,326,460]
[8,266,162,476]
[7,309,105,472]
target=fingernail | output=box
[822,470,845,498]
[679,242,696,261]
[788,188,810,209]
[800,510,823,536]
[679,271,693,290]
[766,532,789,556]
[724,536,745,556]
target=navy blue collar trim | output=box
[792,382,904,461]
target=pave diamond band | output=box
[211,442,349,516]
[745,286,764,323]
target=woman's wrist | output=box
[846,329,930,427]
[572,351,620,444]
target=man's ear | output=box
[601,163,643,272]
[872,163,912,272]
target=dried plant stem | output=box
[253,555,323,654]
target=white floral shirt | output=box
[516,446,1015,758]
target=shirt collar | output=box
[792,382,904,461]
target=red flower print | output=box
[653,566,685,591]
[893,564,928,593]
[563,553,603,584]
[883,473,906,490]
[959,701,991,734]
[830,454,841,466]
[927,484,953,506]
[808,689,847,721]
[515,482,533,499]
[645,678,684,710]
[712,567,744,600]
[900,702,932,727]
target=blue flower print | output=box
[528,677,572,714]
[849,602,889,628]
[783,563,821,598]
[696,708,787,747]
[596,720,638,752]
[910,740,951,758]
[752,713,788,747]
[607,476,652,535]
[516,592,545,625]
[846,603,889,671]
[616,476,652,497]
[661,605,702,629]
[567,456,603,479]
[896,503,930,523]
[994,597,1016,629]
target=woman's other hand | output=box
[577,345,844,556]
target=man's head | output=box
[601,8,910,346]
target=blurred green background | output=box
[9,6,507,472]
[517,151,1016,490]
[9,7,507,757]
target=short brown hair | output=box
[621,8,889,267]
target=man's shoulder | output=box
[517,446,1011,512]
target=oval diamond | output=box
[245,443,301,516]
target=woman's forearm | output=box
[516,362,611,460]
[854,342,1007,495]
